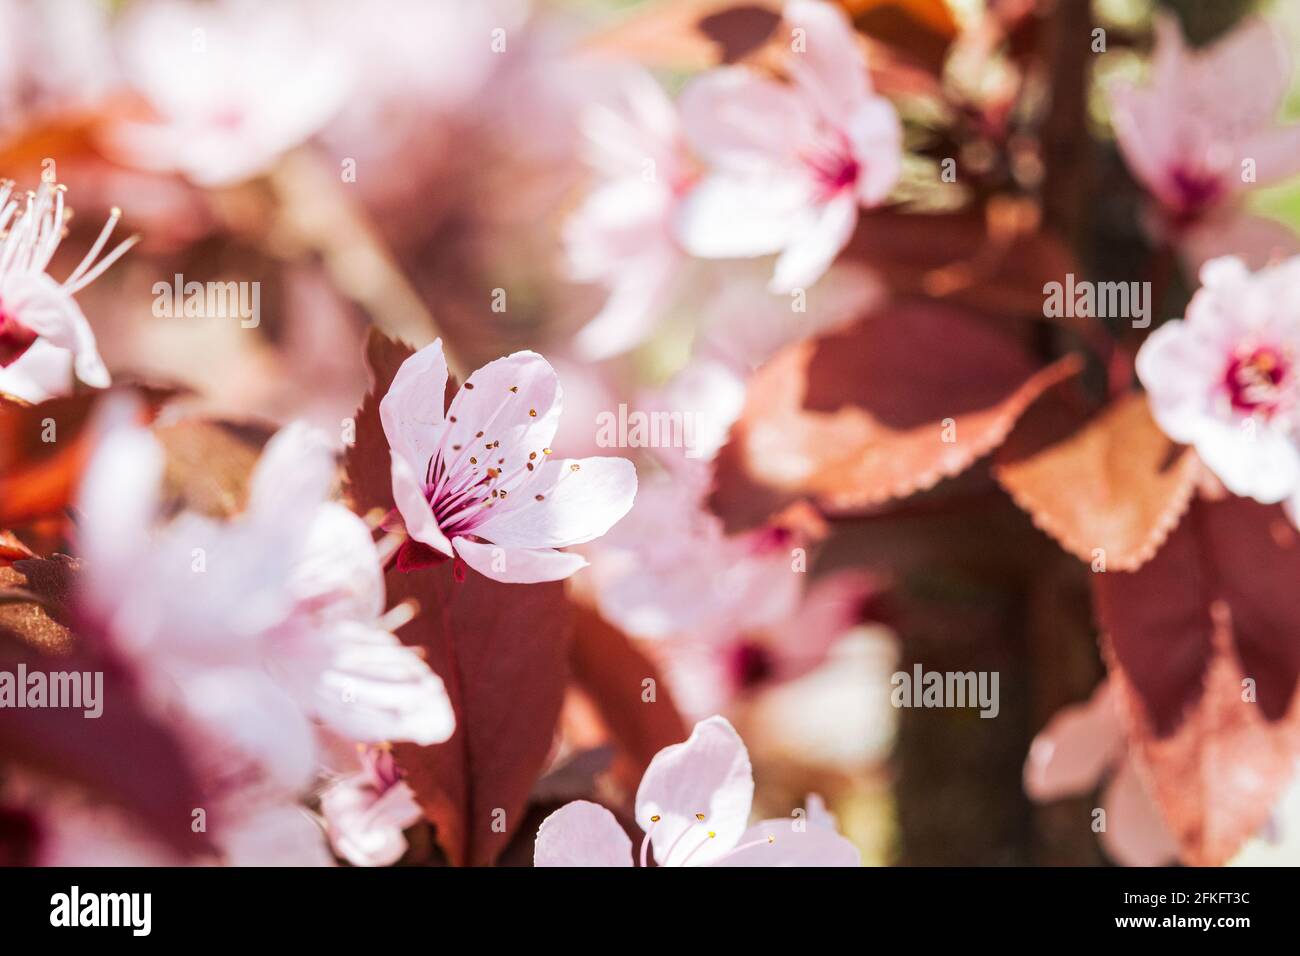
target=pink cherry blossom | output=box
[380,339,637,583]
[565,66,696,360]
[1136,255,1300,506]
[320,746,423,868]
[78,402,455,748]
[107,0,353,187]
[1024,681,1178,867]
[676,0,901,292]
[0,180,134,402]
[1109,14,1300,269]
[534,716,860,866]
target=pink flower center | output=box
[0,304,37,368]
[1167,166,1223,226]
[727,640,775,690]
[1224,345,1292,417]
[416,384,558,543]
[801,134,859,203]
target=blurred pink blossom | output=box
[676,0,901,292]
[381,339,637,582]
[1137,255,1300,509]
[320,746,423,868]
[107,0,353,187]
[1110,14,1300,269]
[565,67,695,360]
[1025,681,1178,867]
[534,715,860,866]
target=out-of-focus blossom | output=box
[72,404,454,864]
[320,745,423,868]
[660,570,876,719]
[79,407,455,747]
[565,67,695,360]
[1136,255,1300,508]
[107,0,353,187]
[582,471,800,641]
[534,715,860,866]
[0,180,135,402]
[676,0,901,292]
[1024,681,1178,867]
[0,0,116,135]
[380,339,637,583]
[1109,14,1300,269]
[695,259,881,371]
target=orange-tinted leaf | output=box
[844,0,958,73]
[0,531,34,564]
[1093,498,1300,865]
[994,390,1199,572]
[582,0,781,71]
[569,602,688,790]
[390,565,571,867]
[0,386,181,528]
[708,300,1082,530]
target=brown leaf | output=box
[581,0,781,72]
[0,566,73,655]
[390,565,571,867]
[844,0,958,73]
[994,389,1199,572]
[708,300,1082,529]
[845,207,1079,319]
[568,603,688,790]
[342,329,420,519]
[154,419,271,518]
[1093,498,1300,865]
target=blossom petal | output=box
[1099,758,1180,867]
[474,456,637,549]
[785,0,869,125]
[391,452,453,555]
[534,800,633,867]
[721,818,861,866]
[380,338,449,477]
[678,67,811,168]
[846,97,902,206]
[677,172,811,259]
[278,621,456,746]
[321,776,423,868]
[451,536,588,583]
[443,350,562,466]
[1,273,110,388]
[1024,681,1124,801]
[770,191,859,292]
[635,715,754,866]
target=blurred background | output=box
[3,0,1300,865]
